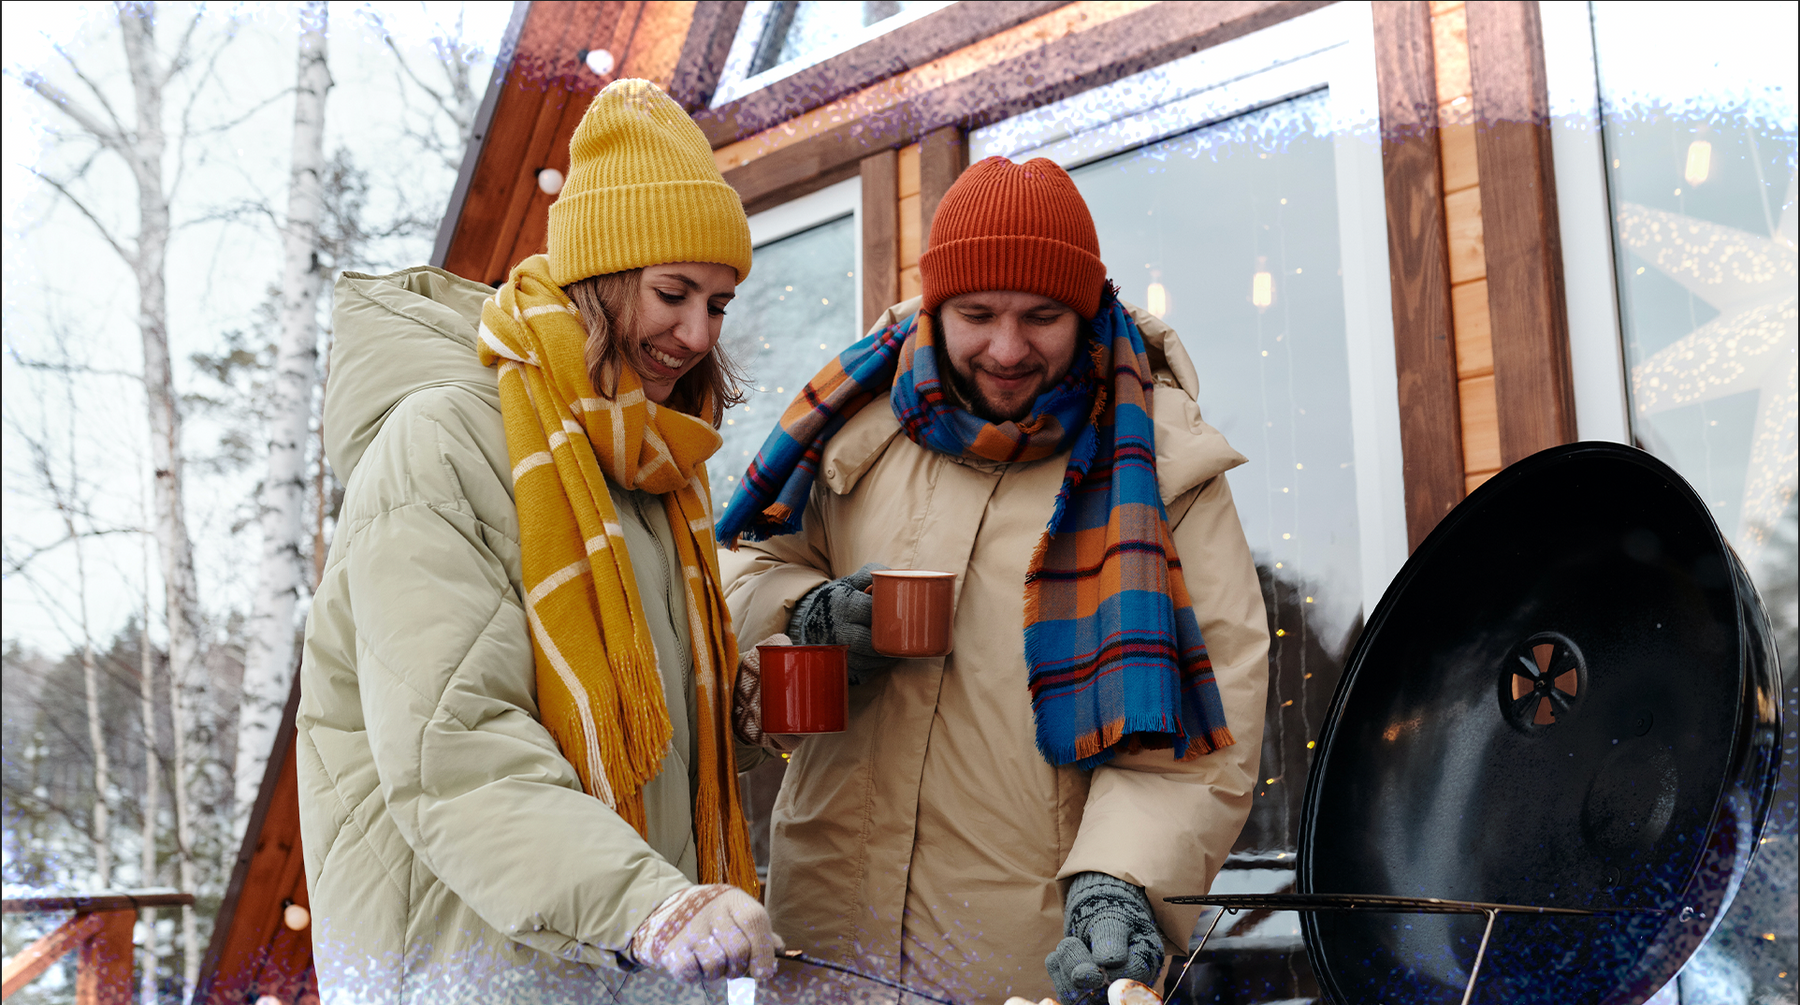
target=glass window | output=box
[1070,91,1363,856]
[1590,4,1797,1002]
[714,213,859,513]
[711,0,955,108]
[718,189,860,876]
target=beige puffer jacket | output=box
[721,298,1271,1003]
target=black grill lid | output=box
[1296,442,1782,1005]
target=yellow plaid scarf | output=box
[477,254,757,893]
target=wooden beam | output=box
[667,0,746,111]
[861,149,900,332]
[73,909,134,1005]
[615,1,699,89]
[2,912,106,998]
[722,0,1330,211]
[1466,0,1575,464]
[194,668,307,1005]
[696,1,1071,147]
[1372,0,1464,551]
[917,124,967,253]
[2,893,193,914]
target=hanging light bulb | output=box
[283,899,311,931]
[1252,257,1274,309]
[1146,279,1167,317]
[1684,139,1712,187]
[580,48,615,76]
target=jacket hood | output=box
[818,298,1247,503]
[325,267,499,480]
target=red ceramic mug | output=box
[758,644,849,734]
[871,570,955,658]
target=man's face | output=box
[936,291,1081,424]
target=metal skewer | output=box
[780,948,963,1005]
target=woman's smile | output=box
[642,341,688,374]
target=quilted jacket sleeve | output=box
[339,387,691,962]
[718,512,836,649]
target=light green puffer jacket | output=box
[297,267,729,1005]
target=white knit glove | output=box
[733,634,802,751]
[629,884,782,983]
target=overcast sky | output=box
[2,2,515,655]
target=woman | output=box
[295,79,775,1005]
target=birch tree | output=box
[22,3,234,994]
[233,5,495,808]
[233,0,330,828]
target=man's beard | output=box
[936,344,1041,424]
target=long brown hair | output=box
[563,269,747,426]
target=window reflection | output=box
[1593,2,1797,1000]
[1069,90,1363,856]
[719,213,858,873]
[714,214,859,513]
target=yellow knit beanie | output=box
[547,79,752,286]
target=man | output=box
[718,157,1268,1003]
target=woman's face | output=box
[633,261,737,404]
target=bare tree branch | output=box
[52,31,134,144]
[1,780,97,838]
[18,69,128,155]
[168,10,246,197]
[6,349,146,383]
[25,165,134,262]
[159,4,205,86]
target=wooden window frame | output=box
[669,0,751,111]
[713,1,1333,216]
[695,1,1072,147]
[1538,0,1630,445]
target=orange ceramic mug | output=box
[758,644,849,734]
[870,570,955,658]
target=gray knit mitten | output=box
[787,562,896,684]
[1046,872,1163,1003]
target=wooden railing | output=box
[2,892,194,1004]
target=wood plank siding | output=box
[1430,0,1504,494]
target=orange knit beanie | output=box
[920,156,1106,319]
